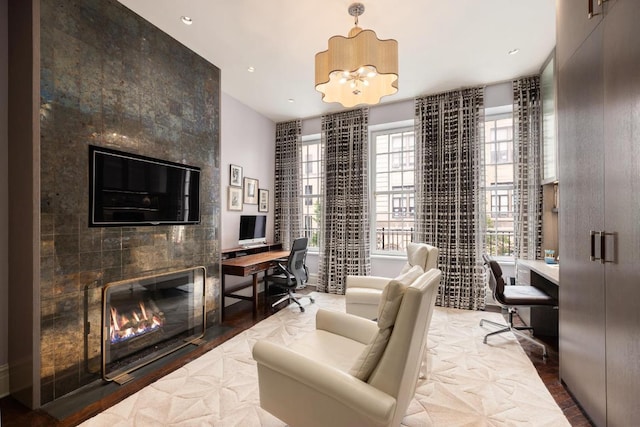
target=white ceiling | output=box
[118,0,556,122]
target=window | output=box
[301,137,323,249]
[484,112,515,258]
[372,126,415,253]
[304,185,313,205]
[490,189,511,217]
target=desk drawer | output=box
[247,264,262,274]
[517,265,531,285]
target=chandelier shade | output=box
[315,4,398,108]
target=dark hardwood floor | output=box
[1,291,593,426]
[509,311,594,427]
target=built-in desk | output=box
[517,259,559,286]
[516,259,559,336]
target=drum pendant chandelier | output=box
[315,3,398,108]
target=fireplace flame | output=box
[110,307,120,332]
[109,301,164,344]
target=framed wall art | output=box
[243,177,258,204]
[258,189,269,212]
[230,164,243,187]
[228,186,243,211]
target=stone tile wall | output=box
[39,0,220,404]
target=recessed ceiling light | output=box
[288,99,295,103]
[181,16,193,25]
[247,66,255,73]
[508,48,520,55]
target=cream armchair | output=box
[345,242,439,319]
[253,268,442,427]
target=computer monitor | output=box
[238,215,267,247]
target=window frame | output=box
[483,109,516,262]
[301,134,323,252]
[369,121,416,256]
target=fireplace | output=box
[102,267,207,384]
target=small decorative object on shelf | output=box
[544,249,557,264]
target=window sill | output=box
[492,257,515,266]
[305,251,406,260]
[371,252,406,260]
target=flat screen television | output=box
[238,215,267,247]
[89,145,201,227]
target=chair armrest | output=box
[253,340,396,424]
[345,275,391,291]
[316,309,378,345]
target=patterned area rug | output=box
[81,293,569,426]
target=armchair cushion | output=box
[348,265,422,381]
[348,328,391,381]
[399,242,440,274]
[376,265,423,329]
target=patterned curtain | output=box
[513,76,543,260]
[414,88,486,310]
[274,120,302,250]
[317,109,370,295]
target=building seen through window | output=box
[484,113,515,258]
[372,127,415,253]
[301,138,322,248]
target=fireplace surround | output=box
[7,0,221,408]
[102,267,206,384]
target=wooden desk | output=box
[221,249,289,321]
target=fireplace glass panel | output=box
[102,266,206,382]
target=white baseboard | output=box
[0,363,9,398]
[307,273,318,285]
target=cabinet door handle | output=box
[601,231,616,264]
[588,0,600,19]
[590,230,599,261]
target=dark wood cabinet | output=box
[556,0,602,70]
[602,1,640,425]
[557,0,640,425]
[557,22,607,427]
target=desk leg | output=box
[264,272,269,314]
[252,273,259,318]
[221,273,226,323]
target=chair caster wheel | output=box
[310,298,315,303]
[300,307,305,312]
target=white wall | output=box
[220,92,276,249]
[485,81,513,108]
[220,92,276,302]
[1,0,9,395]
[301,98,414,136]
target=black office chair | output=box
[480,254,557,358]
[265,237,315,312]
